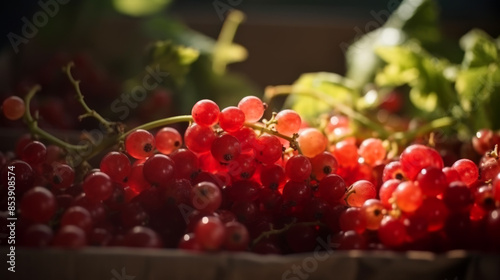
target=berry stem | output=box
[23,85,89,152]
[120,115,194,140]
[212,10,246,75]
[265,85,390,138]
[244,122,303,154]
[64,62,118,133]
[393,117,455,144]
[251,221,323,248]
[120,115,303,154]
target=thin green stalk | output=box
[212,10,246,74]
[23,85,88,151]
[64,62,116,132]
[245,122,302,154]
[393,116,455,143]
[265,85,390,138]
[120,115,194,140]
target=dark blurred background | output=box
[169,0,500,87]
[1,0,499,89]
[0,0,498,149]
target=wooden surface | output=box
[1,247,499,280]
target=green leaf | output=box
[456,67,492,107]
[386,0,441,44]
[346,0,441,88]
[143,17,216,55]
[375,43,455,112]
[113,0,171,17]
[456,64,500,130]
[409,88,438,111]
[455,30,500,130]
[146,40,200,86]
[460,29,499,68]
[286,72,357,122]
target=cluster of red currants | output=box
[1,95,500,254]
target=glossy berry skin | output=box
[2,95,25,120]
[416,167,447,197]
[472,129,500,155]
[100,151,131,183]
[344,180,376,208]
[493,173,500,202]
[82,171,114,202]
[443,167,461,184]
[382,161,405,181]
[51,225,87,249]
[143,154,175,186]
[318,174,346,203]
[361,199,384,230]
[211,134,241,163]
[297,128,327,158]
[225,180,260,202]
[21,141,47,165]
[378,216,407,248]
[49,163,75,190]
[452,159,479,186]
[184,123,216,154]
[404,215,429,241]
[60,206,93,233]
[358,138,386,166]
[339,207,367,234]
[479,156,500,182]
[379,179,400,209]
[333,141,358,169]
[443,181,473,212]
[415,197,449,232]
[191,181,222,214]
[282,181,311,208]
[219,106,245,132]
[191,99,220,127]
[194,216,226,251]
[127,164,150,193]
[311,152,338,181]
[253,135,283,164]
[230,127,257,152]
[20,186,57,223]
[393,181,423,213]
[237,96,265,123]
[125,129,155,159]
[223,221,250,251]
[123,226,163,248]
[260,164,286,190]
[170,149,199,180]
[399,144,443,180]
[285,154,312,182]
[178,233,202,251]
[155,127,182,154]
[474,185,496,211]
[486,209,500,248]
[228,153,257,180]
[275,109,301,136]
